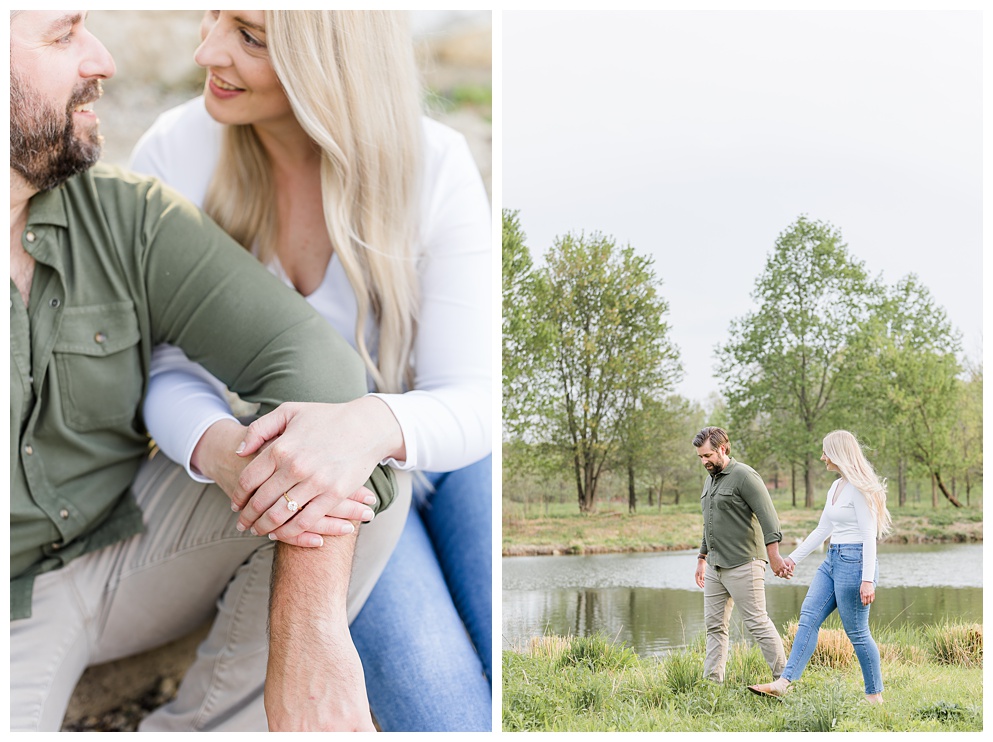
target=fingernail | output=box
[268,533,277,540]
[236,523,246,532]
[362,509,375,521]
[235,442,245,454]
[250,527,258,536]
[342,523,355,534]
[363,495,377,506]
[231,503,240,512]
[308,536,324,547]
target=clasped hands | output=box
[196,399,402,548]
[771,555,796,579]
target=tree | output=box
[521,231,681,512]
[718,216,884,507]
[875,275,963,508]
[502,209,552,440]
[952,358,982,505]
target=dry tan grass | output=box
[927,623,983,667]
[525,635,571,659]
[878,641,929,665]
[782,621,854,669]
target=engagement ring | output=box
[282,493,299,513]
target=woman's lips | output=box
[207,73,245,100]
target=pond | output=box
[502,543,983,656]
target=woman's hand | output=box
[191,418,375,546]
[232,398,405,537]
[860,580,876,605]
[777,557,796,579]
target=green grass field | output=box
[503,621,983,732]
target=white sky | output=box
[502,10,983,403]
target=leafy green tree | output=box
[952,358,983,505]
[502,209,552,440]
[718,216,884,507]
[875,275,963,507]
[525,232,681,513]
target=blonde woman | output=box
[131,10,491,731]
[748,430,890,704]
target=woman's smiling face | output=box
[194,10,294,129]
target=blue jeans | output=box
[783,543,883,695]
[349,455,492,731]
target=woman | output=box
[130,10,492,731]
[748,430,890,704]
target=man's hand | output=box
[694,557,707,589]
[265,535,375,731]
[766,540,791,579]
[775,556,796,579]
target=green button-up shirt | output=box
[11,164,394,620]
[699,458,781,569]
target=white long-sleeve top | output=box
[130,97,492,479]
[788,479,878,582]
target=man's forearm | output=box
[265,535,374,731]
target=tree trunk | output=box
[898,457,906,508]
[647,485,655,508]
[574,448,586,512]
[934,470,963,508]
[627,462,636,514]
[791,463,797,507]
[804,451,815,508]
[931,473,938,509]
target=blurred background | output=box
[88,10,492,195]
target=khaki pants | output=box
[703,560,785,682]
[9,453,411,732]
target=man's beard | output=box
[705,460,724,475]
[10,73,104,192]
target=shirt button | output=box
[24,445,33,455]
[59,509,70,520]
[51,542,61,551]
[94,332,107,344]
[25,231,36,243]
[50,297,61,308]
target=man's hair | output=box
[692,426,730,454]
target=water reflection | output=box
[503,543,983,656]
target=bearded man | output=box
[693,426,788,684]
[9,10,407,732]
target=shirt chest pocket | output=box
[716,486,745,511]
[53,301,143,432]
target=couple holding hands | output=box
[693,427,889,705]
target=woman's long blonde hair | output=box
[823,430,892,538]
[204,10,423,393]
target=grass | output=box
[502,497,983,555]
[503,621,983,731]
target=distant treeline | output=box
[502,211,982,513]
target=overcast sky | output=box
[503,10,982,403]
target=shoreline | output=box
[503,531,982,557]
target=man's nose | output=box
[78,29,116,79]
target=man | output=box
[9,11,408,731]
[693,426,788,683]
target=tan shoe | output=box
[748,680,789,699]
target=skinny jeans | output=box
[783,543,883,695]
[350,454,493,731]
